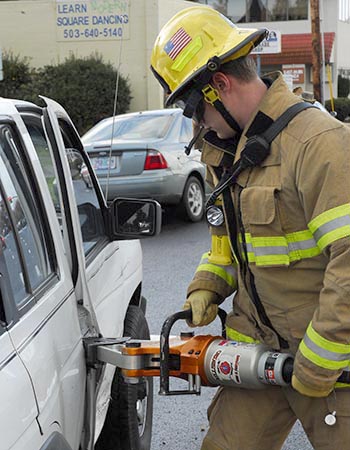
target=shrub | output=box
[325,97,350,121]
[0,52,132,134]
[0,51,34,98]
[23,54,132,134]
[337,75,350,98]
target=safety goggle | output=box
[175,90,206,124]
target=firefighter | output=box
[150,5,350,450]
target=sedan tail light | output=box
[144,149,168,170]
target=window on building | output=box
[195,0,308,22]
[339,0,350,22]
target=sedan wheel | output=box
[182,176,204,222]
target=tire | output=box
[181,175,204,222]
[96,305,153,450]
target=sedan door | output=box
[40,97,143,435]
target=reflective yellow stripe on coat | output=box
[241,203,350,266]
[242,230,321,266]
[336,366,350,388]
[226,326,260,344]
[196,252,237,289]
[308,204,350,251]
[300,323,350,371]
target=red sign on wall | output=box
[282,64,305,84]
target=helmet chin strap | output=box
[202,84,242,134]
[182,57,241,134]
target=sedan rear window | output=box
[83,114,173,142]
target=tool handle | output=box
[218,308,227,338]
[159,310,191,395]
[159,308,227,395]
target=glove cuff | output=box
[292,374,332,398]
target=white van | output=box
[0,96,161,450]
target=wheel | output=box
[181,176,204,222]
[95,305,153,450]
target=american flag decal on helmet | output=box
[164,27,192,60]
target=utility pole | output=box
[310,0,322,101]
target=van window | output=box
[24,117,106,257]
[0,125,54,310]
[65,147,105,254]
[24,120,60,208]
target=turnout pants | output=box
[201,386,350,450]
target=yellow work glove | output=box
[291,374,333,398]
[183,290,220,327]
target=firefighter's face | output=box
[200,102,237,140]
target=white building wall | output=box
[336,21,350,72]
[0,0,192,112]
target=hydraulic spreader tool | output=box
[85,308,295,396]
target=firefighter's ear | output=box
[212,72,230,93]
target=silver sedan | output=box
[82,108,208,222]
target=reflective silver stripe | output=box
[249,245,286,256]
[313,215,350,242]
[303,334,350,362]
[245,237,318,256]
[287,238,318,252]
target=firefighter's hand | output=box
[291,374,333,397]
[183,290,220,327]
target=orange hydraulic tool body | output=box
[95,309,295,396]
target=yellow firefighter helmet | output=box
[150,5,268,107]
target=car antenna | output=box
[105,20,125,201]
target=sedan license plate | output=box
[92,156,116,170]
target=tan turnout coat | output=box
[188,72,350,394]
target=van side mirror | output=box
[110,198,162,239]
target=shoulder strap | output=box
[206,101,315,207]
[262,101,315,143]
[237,101,315,171]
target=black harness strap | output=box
[263,101,315,142]
[207,102,315,208]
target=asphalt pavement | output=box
[141,209,314,450]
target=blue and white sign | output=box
[252,30,281,55]
[56,0,129,41]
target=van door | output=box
[40,97,144,435]
[41,96,142,338]
[0,249,42,450]
[0,108,85,450]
